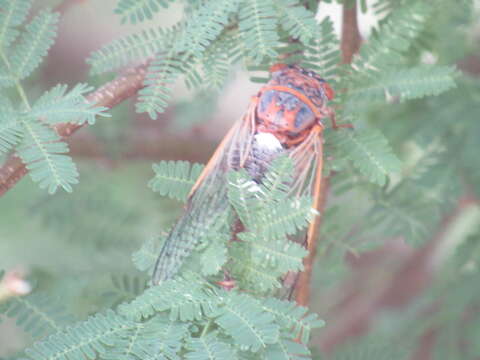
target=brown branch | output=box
[0,64,148,197]
[340,1,362,64]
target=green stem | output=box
[0,51,31,110]
[200,320,212,337]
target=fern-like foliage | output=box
[132,236,163,273]
[87,26,176,75]
[225,157,311,293]
[103,274,148,308]
[16,120,79,194]
[118,277,220,322]
[8,10,58,82]
[174,0,240,56]
[239,0,280,64]
[135,53,185,119]
[25,310,136,360]
[0,1,110,193]
[347,65,457,106]
[149,161,204,202]
[0,291,74,339]
[262,298,324,344]
[275,0,319,45]
[0,98,22,153]
[352,2,431,72]
[115,0,174,24]
[328,128,401,186]
[185,332,235,360]
[0,0,33,51]
[31,83,110,125]
[341,1,456,112]
[214,294,279,352]
[300,17,341,82]
[23,276,323,360]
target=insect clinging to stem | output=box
[152,64,349,298]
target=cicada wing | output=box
[280,125,324,301]
[152,104,256,285]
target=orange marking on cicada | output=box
[269,63,289,73]
[261,85,323,119]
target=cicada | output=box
[152,64,338,295]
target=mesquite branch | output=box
[0,64,147,197]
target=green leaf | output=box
[261,298,324,344]
[132,236,163,273]
[0,0,33,50]
[347,65,457,106]
[0,68,15,89]
[238,232,307,275]
[227,169,261,228]
[264,334,310,360]
[87,26,177,74]
[101,314,188,360]
[9,10,59,80]
[149,160,204,202]
[201,37,232,90]
[0,98,22,153]
[214,294,279,352]
[352,2,431,70]
[229,241,283,293]
[255,196,314,240]
[185,332,236,360]
[115,0,174,24]
[17,119,79,194]
[276,0,319,44]
[25,310,136,360]
[31,83,110,125]
[329,128,401,186]
[136,54,184,119]
[175,0,241,56]
[118,278,220,322]
[200,234,229,276]
[300,17,340,81]
[239,0,280,64]
[257,156,295,206]
[0,292,74,339]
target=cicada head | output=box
[269,64,335,101]
[256,64,334,147]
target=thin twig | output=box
[0,64,148,197]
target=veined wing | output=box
[152,104,257,284]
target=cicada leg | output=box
[322,106,354,130]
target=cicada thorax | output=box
[255,64,334,148]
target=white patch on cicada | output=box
[254,132,283,152]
